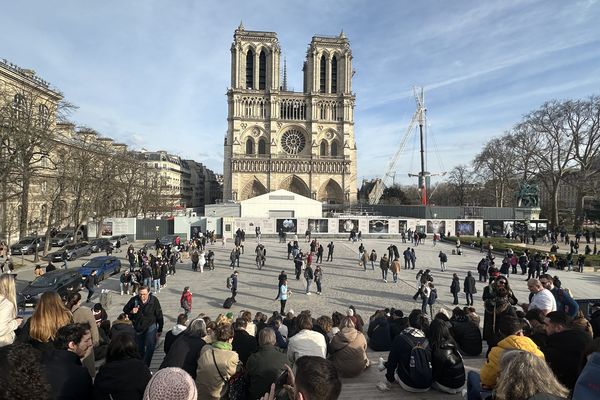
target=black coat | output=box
[463,275,477,294]
[543,329,593,389]
[159,334,206,379]
[93,358,152,400]
[367,316,392,351]
[123,294,164,333]
[450,317,482,356]
[450,278,460,294]
[109,320,136,339]
[42,349,93,400]
[389,317,409,340]
[232,329,258,365]
[431,342,465,390]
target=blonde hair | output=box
[316,315,333,333]
[29,292,72,342]
[0,274,17,317]
[495,351,570,400]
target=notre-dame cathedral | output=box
[222,24,357,205]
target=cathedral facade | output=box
[223,25,357,205]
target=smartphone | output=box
[275,369,289,391]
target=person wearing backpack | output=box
[438,251,448,272]
[377,309,432,393]
[427,319,465,393]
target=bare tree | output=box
[473,135,517,207]
[446,164,475,206]
[516,100,577,228]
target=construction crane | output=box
[369,87,426,205]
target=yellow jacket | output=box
[480,334,544,388]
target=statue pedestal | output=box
[514,207,541,221]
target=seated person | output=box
[428,319,465,394]
[287,313,326,366]
[378,309,432,393]
[367,310,392,351]
[450,307,482,356]
[542,311,593,390]
[245,327,288,400]
[479,315,544,390]
[494,350,570,400]
[328,317,368,378]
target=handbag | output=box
[212,349,247,400]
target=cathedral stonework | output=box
[223,25,358,205]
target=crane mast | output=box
[369,87,426,205]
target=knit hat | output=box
[143,367,196,400]
[225,312,234,320]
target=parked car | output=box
[50,232,75,247]
[44,242,92,262]
[79,256,121,281]
[108,234,129,247]
[10,237,45,255]
[17,269,82,309]
[159,235,178,246]
[89,238,114,253]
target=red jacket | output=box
[180,291,192,310]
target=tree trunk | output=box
[550,182,560,229]
[19,172,30,238]
[573,188,586,231]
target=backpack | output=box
[226,276,232,289]
[427,289,437,305]
[403,336,432,388]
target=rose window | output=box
[280,129,306,155]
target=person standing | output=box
[463,271,476,306]
[123,286,164,366]
[191,248,199,272]
[314,265,323,295]
[360,251,369,271]
[316,243,324,263]
[61,249,69,269]
[278,279,290,315]
[410,248,417,269]
[439,251,447,272]
[180,286,192,317]
[304,264,314,295]
[326,241,334,261]
[230,270,239,302]
[380,253,390,282]
[294,251,304,280]
[369,250,378,270]
[403,247,411,269]
[85,270,98,303]
[450,273,460,305]
[390,256,401,283]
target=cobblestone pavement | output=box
[12,236,600,399]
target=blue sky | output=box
[2,0,599,186]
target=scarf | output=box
[212,341,232,350]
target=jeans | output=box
[153,278,160,293]
[119,282,129,294]
[466,371,491,400]
[392,272,398,282]
[421,297,428,314]
[382,269,388,280]
[316,280,322,293]
[452,292,458,304]
[136,323,158,367]
[143,277,152,288]
[306,279,312,293]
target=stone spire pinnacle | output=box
[283,57,288,91]
[238,20,244,31]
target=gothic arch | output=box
[258,138,267,155]
[318,179,344,204]
[245,48,255,89]
[279,175,310,198]
[331,140,339,156]
[245,137,255,154]
[241,178,268,200]
[320,140,328,156]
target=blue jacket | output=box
[551,287,579,318]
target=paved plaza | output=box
[13,236,600,399]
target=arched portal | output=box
[279,175,310,198]
[240,178,267,200]
[318,179,344,204]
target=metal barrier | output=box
[575,299,600,319]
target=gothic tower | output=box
[223,25,357,206]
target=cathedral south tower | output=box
[223,25,357,205]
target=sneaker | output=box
[306,292,311,295]
[317,292,321,295]
[376,381,391,392]
[377,357,386,371]
[383,279,387,283]
[120,291,123,296]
